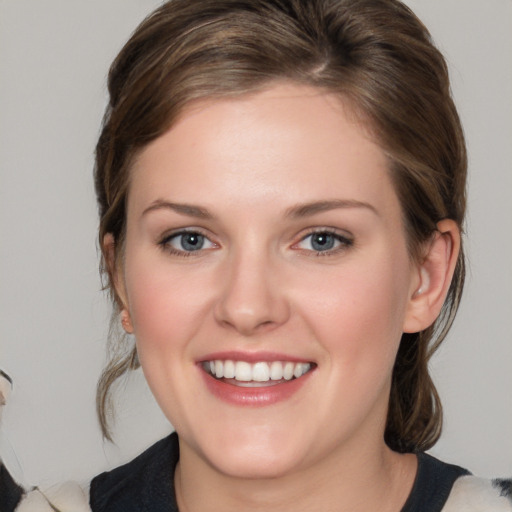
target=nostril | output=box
[213,261,291,336]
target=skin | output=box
[110,83,459,512]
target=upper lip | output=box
[198,351,314,364]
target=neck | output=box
[175,436,417,512]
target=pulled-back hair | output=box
[95,0,466,451]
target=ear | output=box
[103,234,133,333]
[403,219,461,333]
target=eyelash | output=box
[157,228,354,257]
[293,229,354,256]
[158,229,216,258]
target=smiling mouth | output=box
[201,360,314,387]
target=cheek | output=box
[295,255,411,370]
[124,256,212,357]
[122,255,217,422]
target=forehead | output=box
[128,83,398,219]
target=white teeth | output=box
[270,361,283,380]
[294,363,309,379]
[283,362,294,380]
[215,360,223,379]
[224,360,235,379]
[252,362,270,382]
[235,361,252,381]
[204,360,312,383]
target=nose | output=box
[214,249,290,336]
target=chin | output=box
[192,424,312,480]
[210,446,304,480]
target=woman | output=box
[88,0,510,511]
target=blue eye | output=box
[296,231,352,254]
[309,232,336,251]
[163,231,215,254]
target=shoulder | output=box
[403,453,512,512]
[1,461,24,512]
[2,436,179,512]
[14,482,91,512]
[443,475,512,512]
[89,433,179,512]
[402,453,470,512]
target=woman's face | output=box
[120,83,421,478]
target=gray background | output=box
[1,0,511,487]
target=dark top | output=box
[89,433,470,512]
[0,461,24,512]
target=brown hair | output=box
[95,0,466,451]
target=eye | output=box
[161,230,216,255]
[295,230,353,254]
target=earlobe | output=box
[120,308,134,334]
[403,219,460,333]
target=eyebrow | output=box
[142,198,378,220]
[285,199,378,218]
[142,200,213,219]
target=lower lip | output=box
[200,368,313,406]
